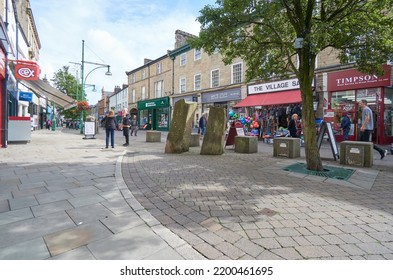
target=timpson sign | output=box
[327,65,391,91]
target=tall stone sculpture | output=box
[200,107,226,155]
[165,99,197,153]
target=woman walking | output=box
[101,110,117,148]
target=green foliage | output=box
[51,66,81,119]
[189,0,393,80]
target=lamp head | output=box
[105,65,112,76]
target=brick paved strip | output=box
[215,242,245,259]
[215,228,242,243]
[271,248,303,260]
[295,245,330,259]
[234,238,265,258]
[194,243,223,259]
[198,231,224,245]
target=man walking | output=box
[358,99,387,159]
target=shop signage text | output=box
[137,97,169,110]
[328,65,391,91]
[19,91,33,102]
[14,60,40,81]
[202,88,241,103]
[249,78,310,94]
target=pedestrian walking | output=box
[101,110,116,148]
[198,113,207,137]
[130,115,138,136]
[288,113,300,138]
[358,99,387,159]
[122,113,131,146]
[340,112,351,141]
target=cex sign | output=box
[14,60,40,80]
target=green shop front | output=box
[137,97,170,131]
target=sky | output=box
[30,0,217,105]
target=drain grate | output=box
[283,162,355,180]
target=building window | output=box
[180,53,186,66]
[194,49,201,61]
[156,62,161,74]
[180,78,186,93]
[141,86,145,100]
[231,63,242,84]
[131,74,136,83]
[141,70,145,80]
[132,89,135,103]
[154,80,164,98]
[194,74,201,91]
[211,69,220,88]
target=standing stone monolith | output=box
[165,99,197,153]
[200,107,226,155]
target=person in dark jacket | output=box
[122,113,131,146]
[288,113,299,138]
[101,110,116,148]
[198,113,207,136]
[340,112,351,141]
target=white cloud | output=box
[30,0,216,105]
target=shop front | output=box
[137,96,170,131]
[201,87,242,116]
[326,65,392,144]
[234,78,304,137]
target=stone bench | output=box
[339,141,373,167]
[146,131,161,142]
[273,137,300,158]
[189,133,200,147]
[235,136,258,153]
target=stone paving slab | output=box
[87,224,169,260]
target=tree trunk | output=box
[301,85,323,171]
[298,47,324,171]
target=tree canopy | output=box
[190,0,393,81]
[51,66,82,120]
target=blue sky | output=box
[30,0,216,105]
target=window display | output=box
[331,90,355,137]
[156,108,169,129]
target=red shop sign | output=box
[327,64,391,91]
[14,60,40,80]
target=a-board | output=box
[84,121,96,139]
[317,121,339,160]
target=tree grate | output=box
[283,162,355,180]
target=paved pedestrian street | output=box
[0,128,393,260]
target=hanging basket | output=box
[77,101,90,111]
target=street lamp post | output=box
[79,40,112,134]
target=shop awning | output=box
[233,90,302,107]
[19,79,76,110]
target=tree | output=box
[51,66,82,120]
[189,0,393,171]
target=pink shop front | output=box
[326,65,392,144]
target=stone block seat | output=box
[234,136,258,153]
[339,141,373,167]
[146,131,161,142]
[273,137,300,158]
